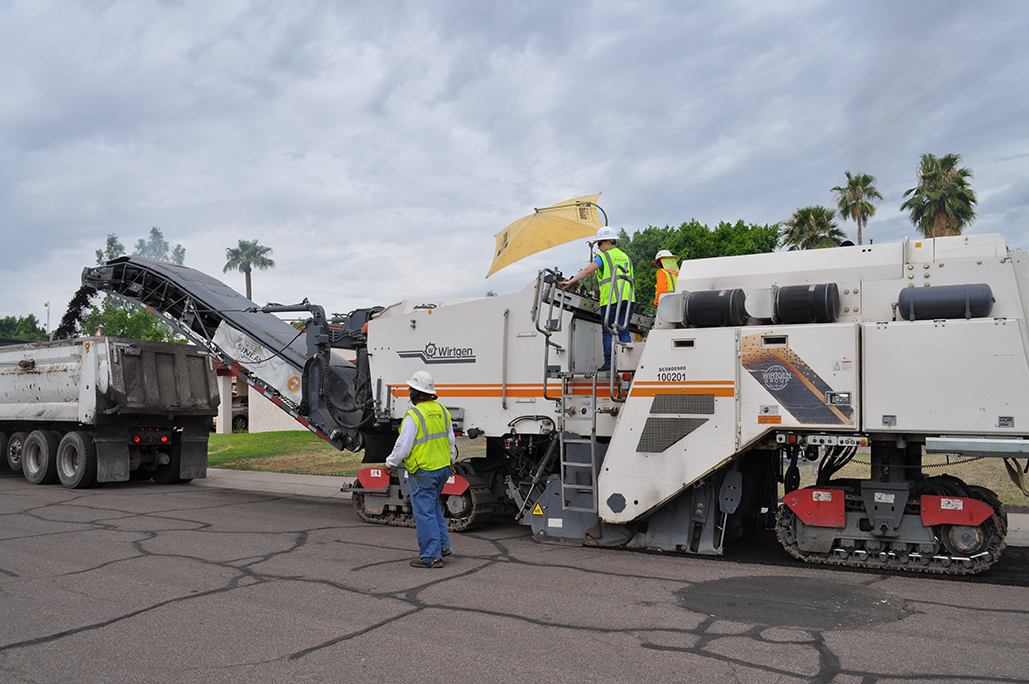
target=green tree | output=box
[900,153,978,238]
[224,239,276,301]
[134,226,186,264]
[95,228,184,265]
[0,314,47,341]
[616,219,779,315]
[832,171,882,246]
[79,299,176,342]
[80,229,186,340]
[781,206,846,251]
[96,234,126,265]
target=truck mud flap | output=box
[179,425,209,480]
[95,438,131,483]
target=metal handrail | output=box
[534,269,567,402]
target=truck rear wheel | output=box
[7,431,28,473]
[0,433,8,470]
[57,432,98,489]
[23,430,59,485]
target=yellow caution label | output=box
[531,503,545,516]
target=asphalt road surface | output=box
[2,470,1028,684]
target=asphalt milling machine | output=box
[80,232,1029,576]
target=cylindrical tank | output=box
[684,289,746,328]
[897,283,994,321]
[776,283,840,324]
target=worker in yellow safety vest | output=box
[558,225,635,372]
[653,249,680,307]
[385,370,456,568]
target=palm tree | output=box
[832,171,882,246]
[900,153,978,238]
[223,239,275,301]
[780,206,846,251]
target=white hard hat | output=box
[589,226,618,244]
[407,370,436,395]
[653,249,675,265]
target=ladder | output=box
[558,373,600,513]
[534,268,628,515]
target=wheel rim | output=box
[946,525,985,554]
[58,443,79,480]
[24,441,41,473]
[9,442,22,466]
[445,493,472,517]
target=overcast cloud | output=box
[2,1,1028,328]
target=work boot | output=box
[442,548,452,557]
[410,558,444,568]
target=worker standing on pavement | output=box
[559,226,635,372]
[652,249,679,307]
[385,370,456,568]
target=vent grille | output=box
[650,394,714,415]
[636,417,708,453]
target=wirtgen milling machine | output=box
[83,232,1029,575]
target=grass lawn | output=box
[207,431,487,477]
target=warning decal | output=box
[531,503,545,516]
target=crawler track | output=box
[776,489,1008,576]
[351,473,498,532]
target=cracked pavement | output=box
[2,470,1029,684]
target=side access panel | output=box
[738,323,860,445]
[863,318,1029,434]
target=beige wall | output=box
[215,375,233,434]
[249,388,307,433]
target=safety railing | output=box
[534,269,569,403]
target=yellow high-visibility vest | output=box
[598,248,634,307]
[403,400,451,473]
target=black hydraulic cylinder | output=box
[776,283,840,324]
[897,283,994,321]
[684,289,747,328]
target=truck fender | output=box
[442,473,470,496]
[783,488,846,528]
[920,495,994,527]
[355,467,390,492]
[351,467,468,496]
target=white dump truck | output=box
[1,336,219,487]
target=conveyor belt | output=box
[82,256,308,371]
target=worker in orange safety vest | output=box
[653,249,679,307]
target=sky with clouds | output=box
[2,1,1028,329]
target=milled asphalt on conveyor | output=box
[3,468,1029,684]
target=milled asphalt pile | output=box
[194,468,1029,547]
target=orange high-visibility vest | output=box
[654,268,679,306]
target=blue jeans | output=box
[601,301,634,367]
[408,465,452,562]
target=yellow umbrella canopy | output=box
[486,194,606,278]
